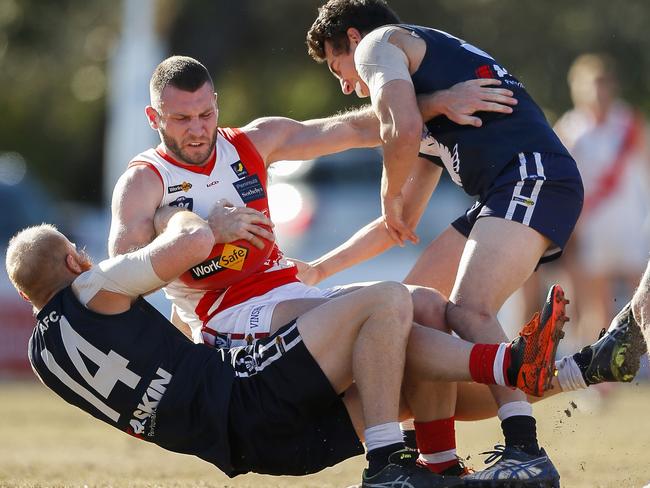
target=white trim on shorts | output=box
[201,282,343,347]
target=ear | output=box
[346,27,363,46]
[65,253,83,275]
[19,290,31,303]
[145,106,160,130]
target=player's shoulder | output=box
[112,163,164,209]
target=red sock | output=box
[414,417,458,473]
[469,343,512,387]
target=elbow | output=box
[184,226,215,262]
[380,118,422,146]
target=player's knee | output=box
[409,286,450,332]
[372,281,413,325]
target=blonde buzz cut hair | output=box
[5,224,72,304]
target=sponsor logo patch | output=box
[219,243,248,271]
[169,196,193,210]
[168,181,192,193]
[232,174,265,203]
[190,244,248,280]
[128,367,172,438]
[249,305,263,330]
[214,333,232,349]
[231,160,248,178]
[512,195,535,206]
[475,64,497,79]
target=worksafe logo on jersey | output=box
[169,196,193,211]
[219,243,248,271]
[190,245,248,279]
[232,174,265,203]
[128,367,172,438]
[231,160,248,178]
[167,181,192,193]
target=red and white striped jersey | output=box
[128,127,299,342]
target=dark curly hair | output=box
[306,0,400,62]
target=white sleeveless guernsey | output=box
[128,127,299,343]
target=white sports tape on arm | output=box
[354,27,413,100]
[71,249,165,305]
[96,248,166,297]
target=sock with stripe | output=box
[415,417,460,474]
[469,343,514,386]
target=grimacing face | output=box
[324,37,370,98]
[150,82,219,166]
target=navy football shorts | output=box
[226,320,364,477]
[452,152,584,263]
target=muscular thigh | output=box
[451,216,550,312]
[449,152,583,312]
[404,225,466,297]
[270,282,378,333]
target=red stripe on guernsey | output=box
[154,144,217,176]
[127,161,164,185]
[584,112,644,215]
[194,127,299,327]
[196,266,299,326]
[469,344,499,385]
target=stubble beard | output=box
[160,127,218,166]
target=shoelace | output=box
[478,444,507,465]
[456,457,476,476]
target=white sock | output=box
[400,419,415,431]
[365,422,403,452]
[497,401,533,421]
[555,356,588,391]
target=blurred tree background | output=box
[1,0,649,204]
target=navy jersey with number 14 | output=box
[29,287,237,474]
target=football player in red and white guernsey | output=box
[109,55,517,347]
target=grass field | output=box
[1,380,649,488]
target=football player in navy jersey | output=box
[306,0,586,484]
[6,198,575,487]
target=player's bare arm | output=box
[88,209,214,314]
[242,106,381,166]
[245,80,517,170]
[108,164,164,257]
[375,79,423,245]
[298,158,441,285]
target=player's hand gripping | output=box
[207,199,275,249]
[419,78,517,127]
[381,191,418,247]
